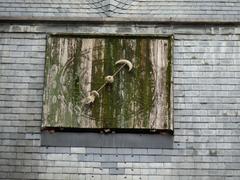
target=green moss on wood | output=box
[43,36,172,130]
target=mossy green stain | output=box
[110,38,120,128]
[142,39,153,127]
[45,37,61,127]
[122,39,134,128]
[70,39,83,127]
[91,39,105,128]
[113,39,123,127]
[102,39,112,128]
[133,39,154,128]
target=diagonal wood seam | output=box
[86,0,136,17]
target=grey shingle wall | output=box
[1,0,240,21]
[117,0,240,19]
[0,24,240,179]
[0,0,101,17]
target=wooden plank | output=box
[42,36,172,130]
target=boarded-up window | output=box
[42,35,173,132]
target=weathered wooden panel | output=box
[42,36,172,131]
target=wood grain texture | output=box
[42,36,172,130]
